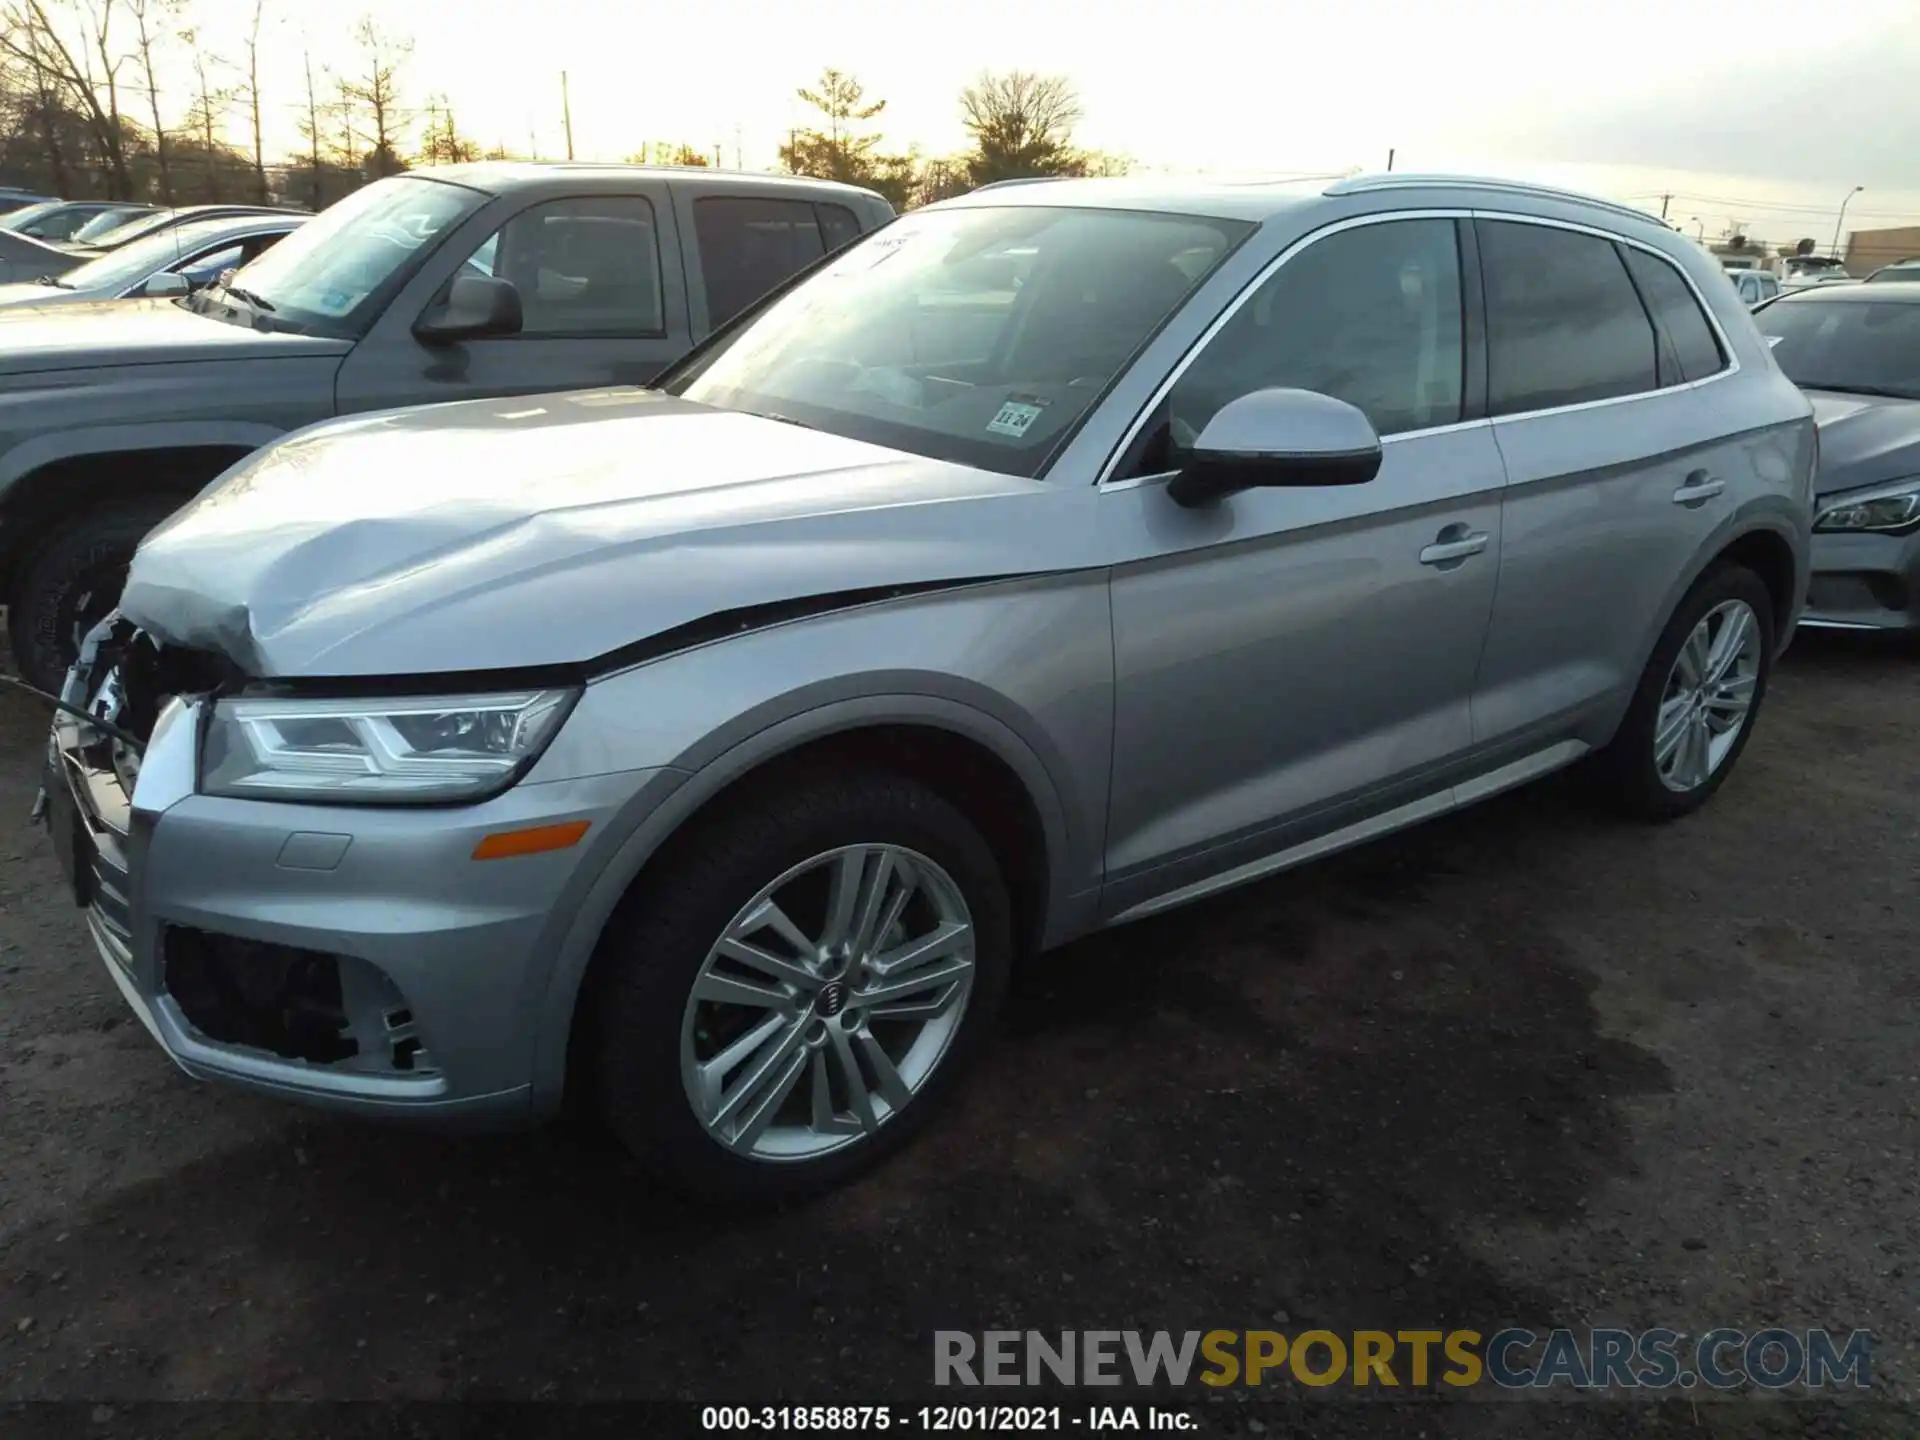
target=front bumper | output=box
[45,690,656,1124]
[1802,527,1920,631]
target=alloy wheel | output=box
[679,843,977,1162]
[1655,598,1762,793]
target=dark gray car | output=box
[0,163,893,689]
[1753,282,1920,629]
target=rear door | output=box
[334,185,693,415]
[1471,216,1736,751]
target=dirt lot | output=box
[1,631,1916,1437]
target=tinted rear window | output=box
[694,197,829,328]
[1479,220,1660,415]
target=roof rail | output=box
[1324,173,1661,226]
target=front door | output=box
[1100,215,1506,918]
[334,188,693,416]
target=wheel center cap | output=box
[818,980,848,1018]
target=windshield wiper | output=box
[1798,380,1917,400]
[220,283,276,312]
[33,274,73,289]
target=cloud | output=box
[1467,28,1920,192]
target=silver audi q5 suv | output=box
[45,174,1814,1202]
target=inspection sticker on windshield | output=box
[987,396,1048,438]
[1766,335,1786,348]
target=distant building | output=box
[1709,238,1770,270]
[1843,225,1920,276]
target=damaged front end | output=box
[41,617,434,1079]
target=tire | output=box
[6,498,182,693]
[1588,563,1776,821]
[592,767,1014,1206]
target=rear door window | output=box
[1478,220,1660,415]
[693,196,829,328]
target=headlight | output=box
[1813,478,1920,534]
[201,688,577,804]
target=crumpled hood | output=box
[121,389,1094,678]
[1805,389,1920,497]
[0,296,348,376]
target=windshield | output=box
[1867,266,1920,284]
[77,209,173,248]
[1755,298,1920,399]
[666,205,1251,478]
[0,201,61,233]
[57,221,245,292]
[219,177,484,337]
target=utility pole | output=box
[1830,184,1863,263]
[734,123,743,170]
[561,72,575,159]
[1659,193,1672,220]
[1386,147,1395,172]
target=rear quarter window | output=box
[1622,247,1728,384]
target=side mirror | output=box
[1167,388,1383,508]
[414,274,523,345]
[142,271,190,298]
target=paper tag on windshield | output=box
[987,397,1047,438]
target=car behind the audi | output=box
[42,175,1812,1204]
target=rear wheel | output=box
[592,768,1013,1205]
[6,498,181,692]
[1589,563,1775,821]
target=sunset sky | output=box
[134,0,1920,249]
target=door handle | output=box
[1419,528,1490,567]
[1673,470,1725,507]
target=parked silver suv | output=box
[45,174,1814,1203]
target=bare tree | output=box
[416,92,479,166]
[239,0,267,201]
[128,0,173,200]
[1,0,135,195]
[6,14,77,193]
[337,15,410,178]
[958,71,1087,188]
[178,25,229,200]
[295,46,322,206]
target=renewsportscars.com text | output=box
[934,1328,1873,1391]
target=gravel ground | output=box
[1,630,1916,1438]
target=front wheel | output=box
[592,769,1013,1205]
[6,499,181,693]
[1589,563,1775,821]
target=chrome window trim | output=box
[1097,206,1742,488]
